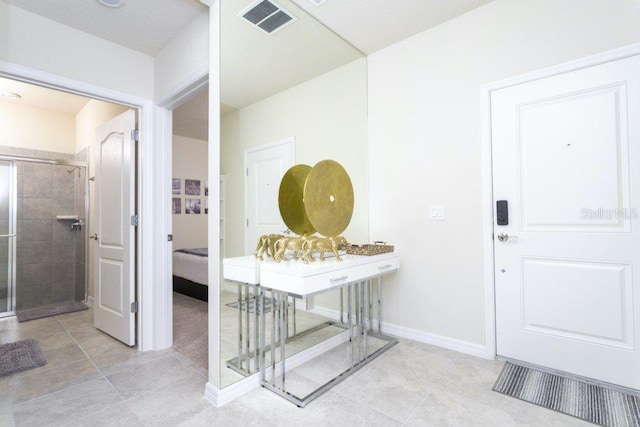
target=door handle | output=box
[497,233,517,242]
[90,233,98,241]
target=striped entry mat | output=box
[493,362,640,426]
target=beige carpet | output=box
[172,292,208,371]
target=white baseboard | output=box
[204,374,260,407]
[309,305,493,360]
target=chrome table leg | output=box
[237,284,242,371]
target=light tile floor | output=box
[0,308,592,426]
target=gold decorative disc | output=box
[278,164,316,236]
[303,160,354,237]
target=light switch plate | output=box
[430,206,445,221]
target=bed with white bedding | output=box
[173,248,208,301]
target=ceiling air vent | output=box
[239,0,297,35]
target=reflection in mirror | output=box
[220,0,369,389]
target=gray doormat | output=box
[17,301,89,322]
[493,362,640,426]
[0,338,46,376]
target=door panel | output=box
[518,85,629,231]
[492,55,640,389]
[245,140,293,254]
[521,258,632,347]
[93,110,136,346]
[255,157,285,225]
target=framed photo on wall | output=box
[172,178,181,195]
[185,179,201,195]
[172,198,181,214]
[185,198,201,214]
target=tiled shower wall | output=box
[0,146,88,311]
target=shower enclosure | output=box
[0,155,88,317]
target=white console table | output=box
[259,252,399,407]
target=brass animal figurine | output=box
[301,236,349,264]
[254,234,284,260]
[273,235,313,262]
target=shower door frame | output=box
[0,159,17,318]
[0,154,89,316]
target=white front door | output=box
[93,110,136,346]
[244,139,294,254]
[492,55,640,390]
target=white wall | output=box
[76,100,129,154]
[172,135,209,251]
[367,0,640,348]
[0,3,154,99]
[154,12,209,102]
[0,100,76,153]
[221,58,368,258]
[75,99,129,298]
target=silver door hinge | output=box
[131,129,139,142]
[131,215,139,227]
[246,168,248,176]
[131,301,139,313]
[167,234,173,242]
[246,218,249,227]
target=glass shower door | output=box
[0,160,15,316]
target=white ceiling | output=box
[2,0,497,140]
[0,77,90,114]
[1,0,207,56]
[290,0,495,55]
[2,0,495,58]
[220,0,361,110]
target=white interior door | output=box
[93,110,136,346]
[244,139,294,254]
[492,55,640,390]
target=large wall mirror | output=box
[219,0,368,389]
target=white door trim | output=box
[480,41,640,360]
[0,59,159,351]
[243,137,295,254]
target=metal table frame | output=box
[225,282,342,377]
[259,277,398,407]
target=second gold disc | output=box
[304,160,354,237]
[278,164,316,236]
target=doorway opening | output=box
[0,75,140,347]
[168,83,210,371]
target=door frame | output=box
[243,137,295,254]
[480,42,640,360]
[0,59,160,351]
[155,69,209,351]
